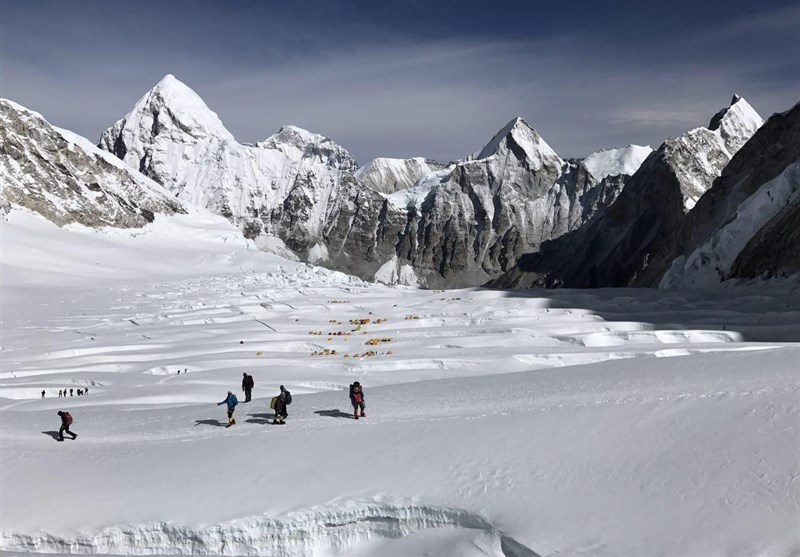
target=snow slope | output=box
[661,161,800,287]
[354,157,443,194]
[1,209,798,556]
[581,145,653,181]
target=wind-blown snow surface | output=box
[1,211,799,557]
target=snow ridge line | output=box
[0,502,540,557]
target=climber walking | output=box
[57,411,77,441]
[350,381,365,420]
[242,372,255,403]
[217,391,239,427]
[271,385,291,424]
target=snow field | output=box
[1,210,799,556]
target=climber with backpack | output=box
[271,385,292,424]
[57,410,77,441]
[218,391,239,427]
[350,381,365,420]
[242,372,255,403]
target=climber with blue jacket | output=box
[218,391,239,427]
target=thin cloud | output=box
[1,1,796,164]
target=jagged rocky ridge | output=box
[490,96,768,289]
[0,100,184,227]
[97,75,638,288]
[648,103,800,286]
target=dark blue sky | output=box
[2,0,798,163]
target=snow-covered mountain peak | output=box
[354,157,445,194]
[257,125,358,171]
[714,96,763,146]
[709,95,753,129]
[582,144,654,181]
[110,74,235,144]
[2,98,42,119]
[660,96,764,211]
[274,124,324,142]
[475,117,563,170]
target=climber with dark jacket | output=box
[272,385,291,424]
[218,391,239,427]
[350,381,365,420]
[241,372,254,402]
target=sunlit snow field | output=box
[1,211,798,557]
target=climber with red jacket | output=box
[57,410,77,441]
[350,382,365,420]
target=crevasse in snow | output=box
[0,502,539,557]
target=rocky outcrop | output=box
[490,96,764,289]
[0,99,183,228]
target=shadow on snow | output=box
[314,409,353,419]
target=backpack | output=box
[247,376,254,388]
[284,391,292,405]
[229,394,238,406]
[63,412,73,426]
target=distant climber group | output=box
[54,388,89,397]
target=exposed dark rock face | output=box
[730,198,800,280]
[0,100,183,228]
[489,97,765,289]
[356,119,621,288]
